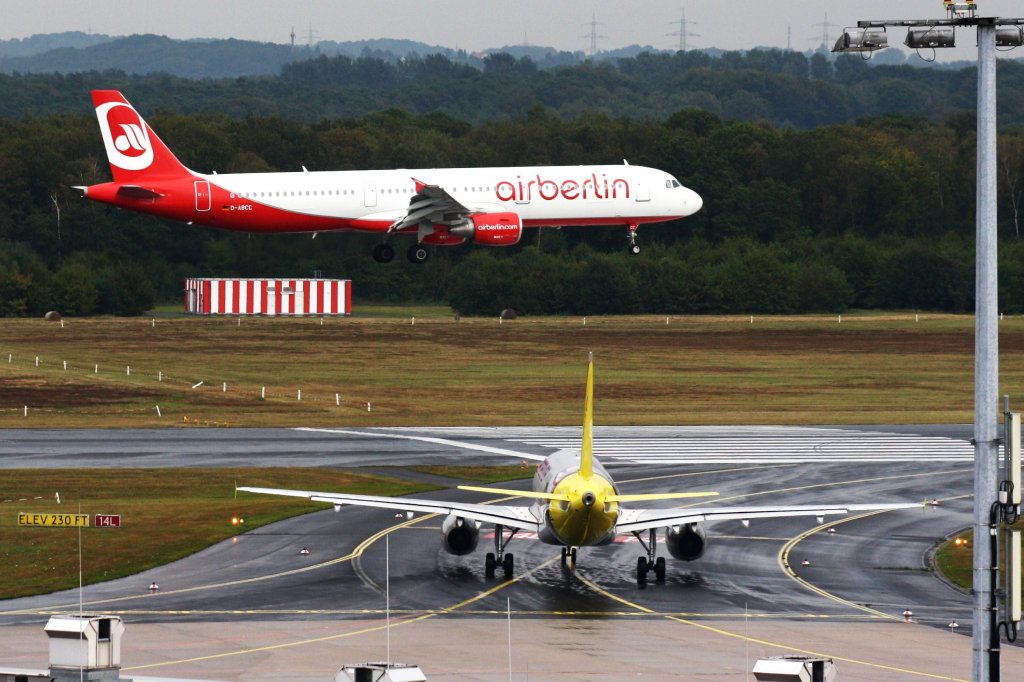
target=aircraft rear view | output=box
[239,355,919,585]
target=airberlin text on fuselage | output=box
[495,173,630,202]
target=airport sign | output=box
[18,513,89,527]
[94,514,121,527]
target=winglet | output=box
[412,177,427,193]
[581,353,594,479]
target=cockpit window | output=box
[672,179,681,188]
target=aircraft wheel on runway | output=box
[637,556,648,585]
[570,547,577,568]
[560,547,567,565]
[502,553,514,579]
[485,552,496,578]
[654,557,666,583]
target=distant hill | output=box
[0,34,316,78]
[0,31,114,59]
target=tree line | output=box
[3,94,1024,316]
[6,48,1024,128]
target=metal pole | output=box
[974,20,999,682]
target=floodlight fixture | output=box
[905,26,956,49]
[996,26,1024,47]
[832,28,889,53]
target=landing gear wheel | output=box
[560,547,568,565]
[485,552,496,578]
[502,553,514,579]
[626,225,640,256]
[654,557,666,583]
[373,243,395,263]
[570,547,577,567]
[636,556,648,585]
[407,244,429,264]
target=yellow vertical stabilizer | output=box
[580,353,594,480]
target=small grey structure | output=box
[752,655,837,682]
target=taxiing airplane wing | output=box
[387,179,471,233]
[615,502,922,534]
[237,485,541,532]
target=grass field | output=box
[0,465,528,599]
[3,311,1021,598]
[4,312,1024,427]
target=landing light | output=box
[954,536,968,547]
[832,28,889,53]
[905,27,956,49]
[997,27,1024,47]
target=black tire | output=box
[502,553,514,579]
[407,244,429,264]
[570,547,577,566]
[485,552,496,578]
[560,547,567,565]
[373,243,395,263]
[655,557,666,582]
[637,556,648,585]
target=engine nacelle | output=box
[450,212,523,246]
[441,514,480,555]
[664,523,706,561]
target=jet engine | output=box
[450,211,522,246]
[441,514,480,555]
[664,523,706,561]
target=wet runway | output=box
[0,424,1009,680]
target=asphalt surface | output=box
[0,424,1017,681]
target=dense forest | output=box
[2,47,1024,316]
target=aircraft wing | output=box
[388,179,470,232]
[615,502,922,534]
[237,486,541,532]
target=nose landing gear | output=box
[626,224,641,255]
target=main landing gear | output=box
[407,243,429,264]
[626,224,641,255]
[485,524,517,580]
[632,528,666,586]
[372,243,395,263]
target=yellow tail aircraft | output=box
[239,355,917,585]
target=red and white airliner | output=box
[76,90,703,263]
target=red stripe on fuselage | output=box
[86,175,685,234]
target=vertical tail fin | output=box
[91,90,192,182]
[580,352,594,479]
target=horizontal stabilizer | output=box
[607,491,719,503]
[117,185,165,199]
[458,484,569,501]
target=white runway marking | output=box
[508,427,972,464]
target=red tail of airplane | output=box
[91,90,192,182]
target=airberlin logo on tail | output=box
[96,101,154,171]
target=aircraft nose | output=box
[682,187,703,216]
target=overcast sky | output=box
[4,1,1024,61]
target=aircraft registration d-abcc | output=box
[241,356,920,585]
[77,90,704,263]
